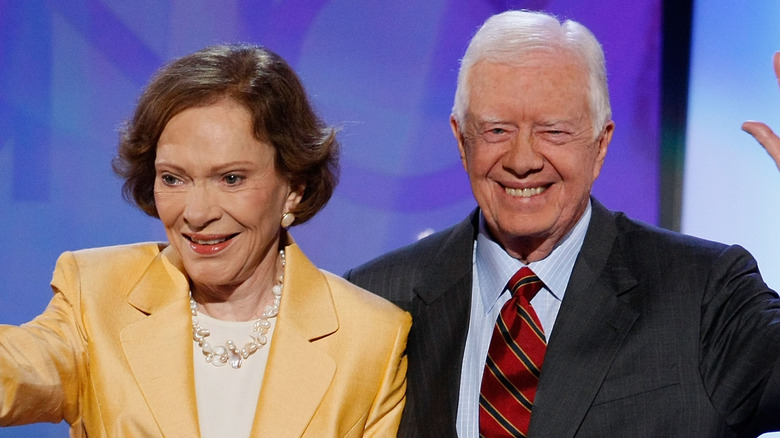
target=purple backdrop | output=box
[0,1,659,435]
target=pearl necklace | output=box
[190,249,285,369]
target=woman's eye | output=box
[161,174,179,185]
[224,174,243,185]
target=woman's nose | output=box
[183,183,220,228]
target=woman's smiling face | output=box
[154,98,301,292]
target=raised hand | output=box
[742,52,780,171]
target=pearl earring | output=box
[280,212,295,228]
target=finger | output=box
[742,120,779,147]
[774,52,780,86]
[742,121,780,170]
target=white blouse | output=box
[192,312,277,438]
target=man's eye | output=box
[481,127,512,143]
[540,129,574,144]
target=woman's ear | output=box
[284,183,305,214]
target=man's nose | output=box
[503,136,544,176]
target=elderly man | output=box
[346,10,780,438]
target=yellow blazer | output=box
[0,239,411,437]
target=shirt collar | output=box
[475,201,592,311]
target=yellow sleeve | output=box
[362,311,411,437]
[0,251,86,427]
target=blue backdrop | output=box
[1,0,663,435]
[682,0,780,292]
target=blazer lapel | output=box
[250,241,339,437]
[528,199,640,437]
[120,246,200,437]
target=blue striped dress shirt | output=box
[455,202,592,437]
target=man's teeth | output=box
[505,186,546,197]
[192,237,228,245]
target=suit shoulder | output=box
[53,242,168,291]
[612,212,731,255]
[321,270,411,325]
[348,214,474,277]
[344,213,476,305]
[60,242,167,270]
[67,242,166,264]
[607,211,761,279]
[352,233,447,273]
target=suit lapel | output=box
[528,200,640,437]
[404,212,478,434]
[414,211,479,305]
[120,246,200,437]
[250,241,338,437]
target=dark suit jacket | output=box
[345,198,780,437]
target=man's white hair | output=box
[452,10,612,138]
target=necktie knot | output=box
[508,267,543,302]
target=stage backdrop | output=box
[682,0,780,291]
[1,0,662,435]
[681,2,780,436]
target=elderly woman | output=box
[0,44,410,437]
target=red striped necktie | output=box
[479,267,546,437]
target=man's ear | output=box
[592,120,614,180]
[451,115,469,171]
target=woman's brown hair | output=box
[113,43,339,225]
